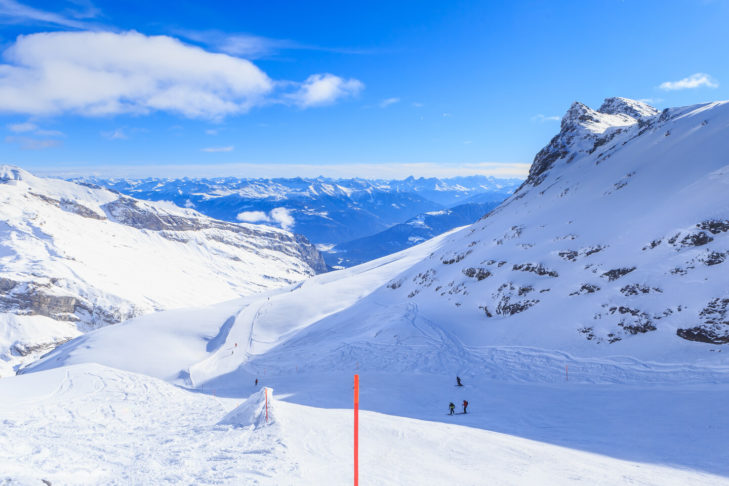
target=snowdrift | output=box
[219,387,276,429]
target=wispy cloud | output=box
[638,98,663,105]
[412,102,424,108]
[101,128,128,140]
[201,145,234,153]
[5,135,62,149]
[205,129,219,135]
[7,121,37,132]
[0,0,95,28]
[659,73,718,91]
[531,114,560,123]
[287,73,364,108]
[177,29,377,60]
[7,121,64,137]
[379,97,400,108]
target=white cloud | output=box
[531,114,561,123]
[0,30,273,119]
[236,210,270,223]
[237,207,295,231]
[659,73,718,91]
[379,97,400,108]
[205,129,218,135]
[288,73,364,108]
[269,207,295,230]
[0,31,365,118]
[202,145,234,153]
[412,102,424,108]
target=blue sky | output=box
[1,0,728,179]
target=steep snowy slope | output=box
[0,166,325,376]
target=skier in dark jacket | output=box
[449,402,455,415]
[456,376,463,386]
[462,399,468,414]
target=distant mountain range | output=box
[324,198,502,267]
[70,176,522,261]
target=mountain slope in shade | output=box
[324,200,502,267]
[0,166,325,376]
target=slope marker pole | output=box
[354,374,359,486]
[565,365,569,381]
[265,387,269,423]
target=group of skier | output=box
[448,376,469,415]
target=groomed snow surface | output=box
[1,365,727,485]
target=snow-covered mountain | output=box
[71,175,521,246]
[9,98,729,484]
[0,166,326,376]
[324,199,502,267]
[31,97,729,377]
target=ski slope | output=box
[7,98,729,484]
[2,364,727,485]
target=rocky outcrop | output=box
[677,298,729,344]
[525,98,659,186]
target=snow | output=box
[1,364,727,485]
[4,98,729,484]
[0,167,324,376]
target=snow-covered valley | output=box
[3,97,729,485]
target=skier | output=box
[255,378,258,386]
[456,376,463,386]
[462,399,469,414]
[448,402,455,415]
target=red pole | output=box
[265,388,268,423]
[354,374,359,486]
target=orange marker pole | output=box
[354,374,359,486]
[265,388,268,423]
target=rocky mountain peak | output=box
[526,97,661,186]
[598,97,659,119]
